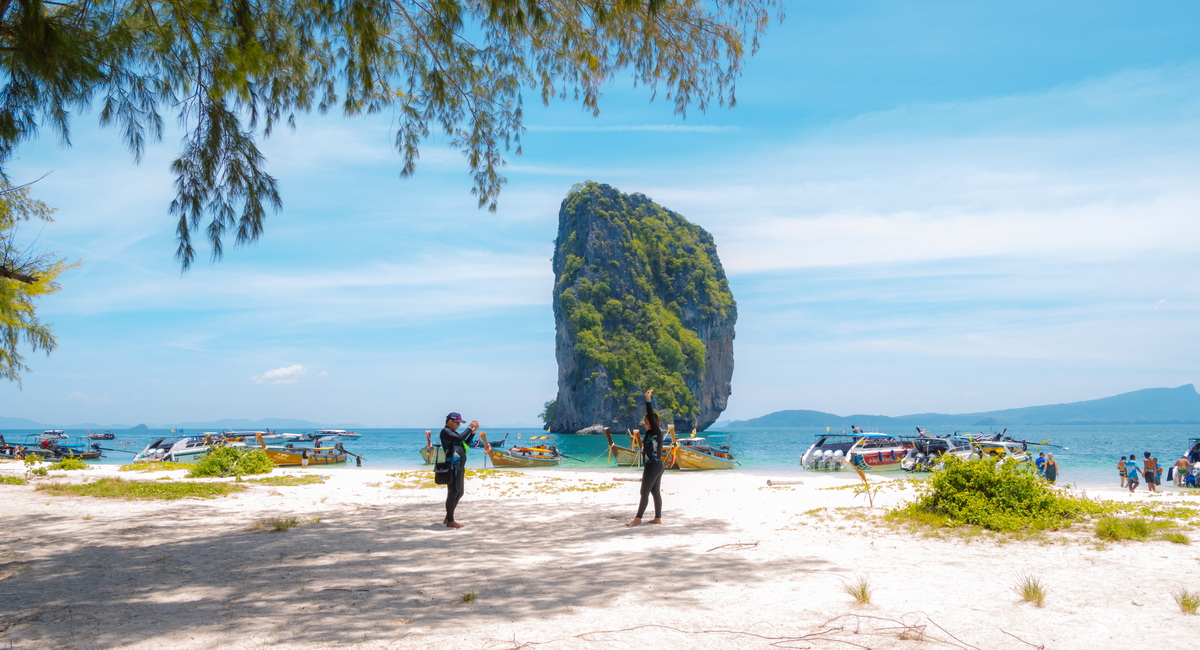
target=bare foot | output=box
[625,518,642,527]
[649,518,662,525]
[446,521,464,529]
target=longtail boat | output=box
[604,428,642,466]
[674,433,736,470]
[480,432,561,468]
[254,433,347,466]
[420,430,446,464]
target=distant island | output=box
[718,384,1200,428]
[0,417,362,430]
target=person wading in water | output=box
[627,389,665,527]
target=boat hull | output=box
[847,449,907,471]
[611,445,641,466]
[262,447,347,467]
[674,445,736,470]
[486,448,561,467]
[420,447,446,464]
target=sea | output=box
[5,424,1198,489]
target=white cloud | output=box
[637,64,1200,276]
[253,364,308,385]
[63,391,114,405]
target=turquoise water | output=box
[5,424,1197,488]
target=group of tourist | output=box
[1118,451,1199,492]
[1033,451,1059,483]
[437,389,667,530]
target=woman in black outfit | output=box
[627,389,664,527]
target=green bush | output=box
[187,446,274,478]
[1,475,27,485]
[891,456,1100,532]
[50,457,89,471]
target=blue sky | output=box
[4,1,1199,427]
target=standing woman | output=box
[628,389,665,527]
[1044,452,1058,484]
[439,412,480,529]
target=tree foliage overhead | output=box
[1,0,781,268]
[0,180,77,384]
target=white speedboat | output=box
[133,434,243,463]
[40,429,69,439]
[314,429,361,439]
[800,432,911,472]
[901,435,974,472]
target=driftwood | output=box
[766,479,804,486]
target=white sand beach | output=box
[1,462,1197,649]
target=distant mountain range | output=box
[718,384,1200,428]
[0,417,363,431]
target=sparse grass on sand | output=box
[247,474,327,486]
[388,470,440,490]
[842,575,872,605]
[1175,589,1200,614]
[120,462,193,472]
[37,478,245,500]
[387,468,615,495]
[1016,574,1047,607]
[49,458,89,471]
[249,515,322,532]
[1095,516,1173,542]
[1,476,27,485]
[460,591,478,603]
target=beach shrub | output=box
[890,456,1099,533]
[0,475,27,485]
[187,446,274,478]
[49,457,88,471]
[36,478,244,499]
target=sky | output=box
[4,0,1199,428]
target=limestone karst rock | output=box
[545,182,736,433]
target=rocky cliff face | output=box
[547,182,736,433]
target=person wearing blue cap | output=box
[439,412,480,529]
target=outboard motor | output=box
[821,449,834,470]
[831,449,845,470]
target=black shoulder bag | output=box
[433,460,452,484]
